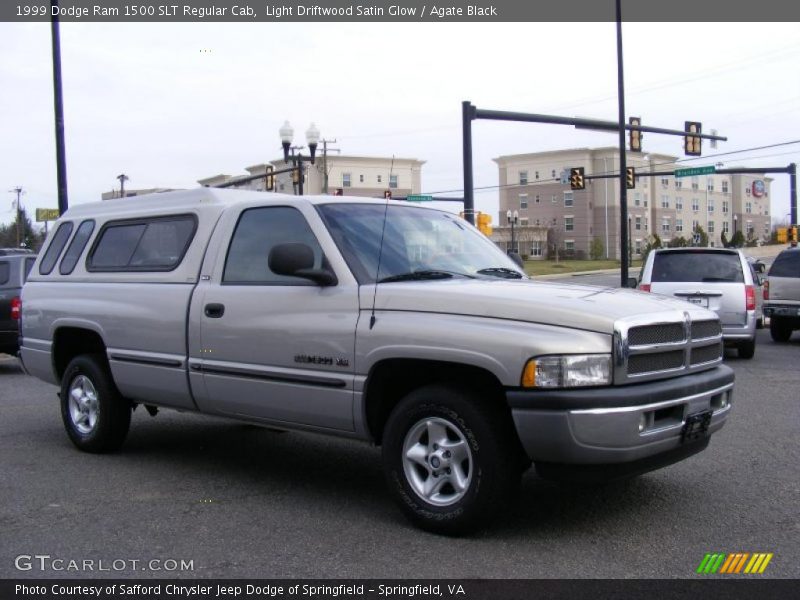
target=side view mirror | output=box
[507,251,524,269]
[268,243,338,286]
[756,262,766,273]
[627,277,639,289]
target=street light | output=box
[506,209,519,254]
[733,214,738,247]
[278,121,320,195]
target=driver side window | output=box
[223,207,324,285]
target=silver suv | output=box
[763,247,800,342]
[637,248,758,359]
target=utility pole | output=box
[11,187,24,247]
[320,138,339,194]
[51,0,69,215]
[615,0,629,287]
[117,174,129,198]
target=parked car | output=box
[20,189,734,534]
[637,247,759,359]
[763,247,800,342]
[0,253,37,355]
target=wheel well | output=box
[53,327,107,381]
[364,359,509,445]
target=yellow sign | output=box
[36,208,60,222]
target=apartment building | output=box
[198,155,425,198]
[494,148,772,259]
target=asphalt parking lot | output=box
[1,327,798,580]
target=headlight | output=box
[522,354,612,388]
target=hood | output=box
[371,278,712,334]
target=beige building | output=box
[198,155,425,198]
[101,187,176,200]
[494,148,772,259]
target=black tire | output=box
[382,384,522,535]
[770,318,793,343]
[737,338,756,359]
[60,354,131,453]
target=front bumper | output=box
[507,365,734,466]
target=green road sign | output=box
[405,195,434,202]
[674,166,716,178]
[35,208,60,222]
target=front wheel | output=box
[60,354,131,453]
[382,385,522,535]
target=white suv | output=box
[636,248,758,359]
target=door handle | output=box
[204,303,225,318]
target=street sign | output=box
[35,208,60,222]
[406,195,434,202]
[674,166,716,178]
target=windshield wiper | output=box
[476,267,524,279]
[377,270,473,283]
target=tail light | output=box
[11,296,21,320]
[639,284,651,292]
[745,285,756,311]
[763,280,769,301]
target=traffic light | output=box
[383,190,392,199]
[777,228,788,243]
[684,121,702,156]
[477,212,493,236]
[569,167,585,190]
[792,226,798,243]
[628,117,642,152]
[626,167,636,189]
[265,165,274,191]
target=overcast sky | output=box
[1,21,799,226]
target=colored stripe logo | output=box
[696,553,773,574]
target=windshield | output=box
[652,251,744,283]
[318,203,525,284]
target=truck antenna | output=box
[369,155,395,329]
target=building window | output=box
[692,198,700,212]
[535,171,540,180]
[675,179,683,190]
[661,218,670,234]
[707,179,714,192]
[520,217,529,226]
[552,195,557,203]
[708,199,714,213]
[564,191,574,207]
[692,220,699,230]
[643,198,648,207]
[343,173,351,187]
[745,186,751,196]
[723,221,730,234]
[722,181,729,193]
[635,216,641,230]
[691,176,699,191]
[635,239,642,254]
[535,194,540,204]
[676,197,683,210]
[746,202,752,214]
[519,194,528,209]
[708,221,715,234]
[551,169,556,178]
[722,201,729,214]
[519,171,528,185]
[377,175,382,183]
[661,177,669,187]
[661,195,670,209]
[359,174,364,183]
[746,222,754,236]
[535,219,540,226]
[389,174,398,189]
[531,241,543,257]
[676,219,683,232]
[564,240,575,253]
[564,217,574,232]
[634,192,640,207]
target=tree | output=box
[720,230,729,248]
[730,229,745,248]
[668,236,688,248]
[692,224,709,247]
[589,237,604,260]
[546,221,563,262]
[0,208,44,251]
[640,233,662,266]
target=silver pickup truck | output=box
[19,188,734,534]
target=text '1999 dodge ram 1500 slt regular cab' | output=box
[19,188,735,534]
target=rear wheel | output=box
[60,354,131,453]
[737,338,756,359]
[382,385,522,535]
[770,318,793,343]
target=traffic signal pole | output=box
[616,0,629,287]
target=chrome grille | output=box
[628,323,685,346]
[691,343,723,366]
[628,350,685,375]
[692,320,722,340]
[614,311,724,384]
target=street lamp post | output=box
[733,214,738,246]
[628,215,632,264]
[507,209,519,254]
[279,121,320,196]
